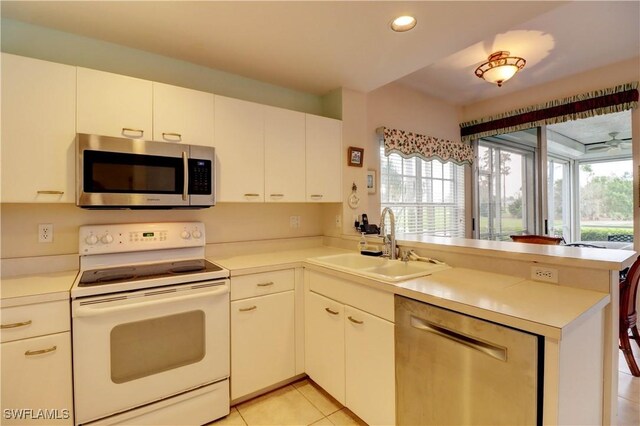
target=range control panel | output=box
[79,222,205,255]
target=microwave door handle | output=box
[182,152,189,201]
[73,285,229,318]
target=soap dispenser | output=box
[358,232,367,252]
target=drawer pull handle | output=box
[256,282,274,287]
[37,190,64,195]
[325,307,339,315]
[270,194,284,197]
[310,194,323,199]
[122,128,144,137]
[239,306,257,312]
[348,316,364,325]
[1,320,32,329]
[162,132,182,141]
[25,346,57,356]
[244,193,260,197]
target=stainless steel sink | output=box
[306,253,450,283]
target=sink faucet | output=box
[379,207,397,260]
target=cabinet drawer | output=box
[308,271,394,322]
[1,332,73,425]
[1,300,70,343]
[230,269,295,301]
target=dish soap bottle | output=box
[358,232,367,253]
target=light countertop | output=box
[212,246,350,276]
[216,247,609,340]
[1,270,77,307]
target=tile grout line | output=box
[234,406,249,426]
[290,383,331,425]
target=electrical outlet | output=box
[289,216,300,228]
[38,223,53,243]
[531,266,558,283]
[335,215,342,228]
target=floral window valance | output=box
[377,127,474,166]
[459,81,639,143]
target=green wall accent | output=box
[321,88,343,120]
[1,18,325,115]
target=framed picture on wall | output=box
[366,170,376,194]
[348,147,364,167]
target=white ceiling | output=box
[0,0,590,101]
[1,1,637,144]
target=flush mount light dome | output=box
[391,15,417,32]
[475,51,526,87]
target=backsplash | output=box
[0,203,334,258]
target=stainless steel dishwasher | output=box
[395,295,543,426]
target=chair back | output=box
[510,235,563,245]
[621,256,640,326]
[608,234,633,243]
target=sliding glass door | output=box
[477,141,535,240]
[547,157,572,241]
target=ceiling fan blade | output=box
[586,144,610,152]
[620,142,632,149]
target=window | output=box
[547,156,572,241]
[380,145,465,237]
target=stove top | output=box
[79,259,224,287]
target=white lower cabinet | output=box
[230,270,296,400]
[1,332,73,425]
[305,291,346,404]
[305,271,395,425]
[344,306,395,426]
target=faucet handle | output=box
[400,248,410,262]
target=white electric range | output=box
[71,222,229,426]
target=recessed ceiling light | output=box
[391,15,417,32]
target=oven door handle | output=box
[73,285,229,318]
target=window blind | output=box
[380,145,465,237]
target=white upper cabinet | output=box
[153,83,214,145]
[306,115,342,202]
[1,53,76,203]
[264,106,306,202]
[77,67,152,139]
[214,95,265,202]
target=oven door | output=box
[72,280,229,424]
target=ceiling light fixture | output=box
[474,51,526,87]
[391,15,417,32]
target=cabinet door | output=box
[231,291,295,400]
[214,96,264,202]
[264,106,306,202]
[1,53,76,202]
[305,115,342,202]
[77,67,152,139]
[305,291,345,404]
[1,332,73,425]
[153,83,214,146]
[344,306,395,426]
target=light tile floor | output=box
[213,346,640,426]
[210,379,365,426]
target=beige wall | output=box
[1,203,329,258]
[363,83,464,231]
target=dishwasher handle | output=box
[410,315,507,362]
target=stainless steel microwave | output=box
[76,133,215,209]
